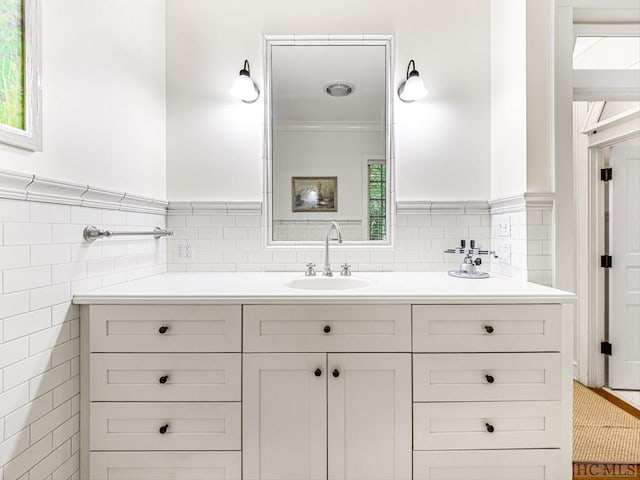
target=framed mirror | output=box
[265,35,393,245]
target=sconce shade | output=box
[231,60,260,103]
[398,59,428,102]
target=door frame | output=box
[584,109,640,387]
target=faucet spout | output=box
[323,221,343,276]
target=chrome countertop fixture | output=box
[445,239,496,279]
[323,221,343,277]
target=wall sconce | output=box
[230,59,260,103]
[398,59,428,103]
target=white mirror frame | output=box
[0,0,42,151]
[263,34,395,247]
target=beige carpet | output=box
[574,381,640,464]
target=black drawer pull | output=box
[485,375,495,384]
[159,424,169,434]
[332,369,340,378]
[484,325,494,334]
[159,375,169,384]
[485,423,495,433]
[323,325,331,334]
[314,368,322,377]
[158,326,169,334]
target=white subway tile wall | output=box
[166,211,493,273]
[0,198,166,480]
[490,207,553,286]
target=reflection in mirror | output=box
[267,37,391,243]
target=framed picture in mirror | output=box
[291,176,337,212]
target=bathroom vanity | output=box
[74,272,573,480]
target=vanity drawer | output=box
[412,304,561,352]
[90,402,241,451]
[90,451,241,480]
[413,353,561,402]
[89,305,241,352]
[243,304,411,352]
[413,401,561,450]
[90,353,241,401]
[413,450,563,480]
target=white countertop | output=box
[72,272,575,304]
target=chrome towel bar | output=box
[83,226,174,243]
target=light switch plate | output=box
[497,216,511,238]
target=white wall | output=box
[490,0,554,200]
[490,0,527,199]
[166,0,492,202]
[0,0,167,200]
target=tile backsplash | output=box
[166,201,493,274]
[0,198,166,480]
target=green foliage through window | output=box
[368,162,386,241]
[0,0,25,130]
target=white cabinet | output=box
[413,450,563,480]
[413,353,561,402]
[243,354,327,480]
[243,353,412,480]
[81,305,242,479]
[243,304,411,352]
[90,452,241,480]
[327,354,412,480]
[81,300,570,480]
[412,304,561,352]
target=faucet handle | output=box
[340,264,352,276]
[305,263,317,276]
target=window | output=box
[368,160,386,241]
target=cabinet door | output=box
[243,354,327,480]
[327,354,412,480]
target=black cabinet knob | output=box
[485,423,495,433]
[332,369,340,378]
[314,368,322,377]
[159,375,169,384]
[484,325,494,334]
[158,326,169,334]
[323,325,331,334]
[485,375,495,384]
[159,424,169,434]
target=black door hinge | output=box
[601,341,612,356]
[601,168,613,182]
[601,255,612,268]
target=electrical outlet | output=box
[175,240,194,263]
[498,242,511,265]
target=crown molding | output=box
[168,201,263,216]
[396,200,490,215]
[489,193,555,214]
[0,169,33,200]
[0,168,167,214]
[26,176,87,205]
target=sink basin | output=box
[285,276,371,291]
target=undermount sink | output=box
[285,276,371,291]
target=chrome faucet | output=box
[323,221,343,276]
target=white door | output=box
[327,354,412,480]
[243,353,327,480]
[609,144,640,389]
